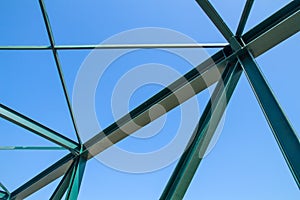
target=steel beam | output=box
[238,51,300,188]
[160,61,242,200]
[0,104,79,153]
[0,43,228,50]
[38,0,82,144]
[0,182,9,196]
[195,0,234,42]
[236,0,254,37]
[10,1,300,198]
[82,52,228,158]
[243,0,300,57]
[10,154,76,200]
[10,46,229,200]
[50,161,76,200]
[0,191,8,200]
[64,156,87,200]
[0,146,65,150]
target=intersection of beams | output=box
[3,0,300,199]
[0,104,79,153]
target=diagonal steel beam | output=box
[10,154,76,200]
[195,0,234,42]
[38,0,82,144]
[50,161,76,200]
[0,191,9,200]
[10,1,300,198]
[0,182,9,196]
[9,46,229,200]
[236,0,254,37]
[238,50,300,188]
[245,7,300,57]
[82,52,228,159]
[64,156,87,200]
[160,61,242,200]
[0,104,79,153]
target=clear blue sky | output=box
[0,0,299,199]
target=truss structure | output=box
[0,0,300,199]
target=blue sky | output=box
[0,0,299,199]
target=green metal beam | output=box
[10,154,76,200]
[9,1,300,198]
[160,61,242,200]
[82,50,228,158]
[195,0,240,50]
[236,0,254,37]
[246,9,300,57]
[38,0,82,144]
[0,191,8,200]
[238,51,300,188]
[64,156,87,200]
[0,43,228,50]
[50,161,76,200]
[0,104,79,153]
[0,146,65,150]
[0,182,9,195]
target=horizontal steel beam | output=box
[10,1,300,198]
[0,43,229,50]
[0,104,79,153]
[0,146,65,150]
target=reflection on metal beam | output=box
[0,43,228,50]
[160,62,242,200]
[236,0,254,37]
[0,104,79,153]
[38,0,82,144]
[238,51,300,188]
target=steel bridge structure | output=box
[0,0,300,199]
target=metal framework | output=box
[0,0,299,199]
